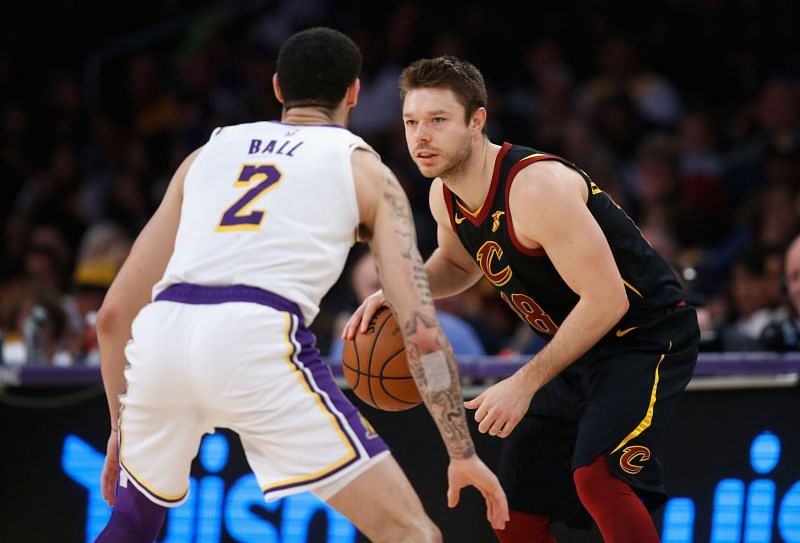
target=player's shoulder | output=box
[428,177,446,205]
[426,178,451,223]
[351,148,397,205]
[512,155,584,201]
[351,146,387,176]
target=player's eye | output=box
[404,119,417,128]
[432,117,445,123]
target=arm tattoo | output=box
[404,318,476,459]
[383,184,416,259]
[382,177,434,306]
[378,172,474,458]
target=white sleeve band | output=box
[420,351,451,392]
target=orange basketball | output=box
[342,306,422,411]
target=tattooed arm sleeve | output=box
[367,167,475,459]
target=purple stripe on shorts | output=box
[265,319,388,497]
[293,324,389,459]
[155,283,304,325]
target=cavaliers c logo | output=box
[476,241,512,287]
[619,445,651,475]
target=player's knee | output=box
[407,520,442,543]
[376,516,441,543]
[496,511,556,543]
[573,456,610,508]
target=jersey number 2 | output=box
[216,164,283,231]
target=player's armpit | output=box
[426,179,483,298]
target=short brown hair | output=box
[399,56,488,131]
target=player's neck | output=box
[281,106,347,128]
[441,138,501,212]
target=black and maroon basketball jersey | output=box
[443,142,685,342]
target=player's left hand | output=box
[447,456,509,530]
[464,373,534,437]
[101,430,120,507]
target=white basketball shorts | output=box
[118,283,389,507]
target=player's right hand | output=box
[447,456,509,530]
[101,430,120,507]
[342,289,386,339]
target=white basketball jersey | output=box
[154,121,374,323]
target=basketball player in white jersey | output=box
[94,27,508,542]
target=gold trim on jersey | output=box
[521,152,547,160]
[456,200,483,219]
[262,314,358,493]
[623,279,644,299]
[611,340,673,454]
[118,405,190,502]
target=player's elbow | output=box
[411,329,442,356]
[96,301,123,337]
[610,283,629,321]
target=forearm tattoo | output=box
[378,174,475,458]
[404,318,476,460]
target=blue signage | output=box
[61,429,800,542]
[62,433,357,542]
[662,431,800,542]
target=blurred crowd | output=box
[1,0,799,365]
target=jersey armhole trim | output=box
[442,184,457,232]
[504,156,560,256]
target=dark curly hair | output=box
[276,27,362,111]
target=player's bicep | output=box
[512,167,623,299]
[543,204,622,299]
[370,172,434,308]
[352,149,381,241]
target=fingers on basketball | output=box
[342,307,422,411]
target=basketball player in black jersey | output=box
[344,56,699,543]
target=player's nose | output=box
[413,122,432,143]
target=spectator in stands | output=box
[0,280,71,366]
[22,224,74,292]
[760,235,800,351]
[1,1,798,359]
[67,258,119,365]
[717,247,790,351]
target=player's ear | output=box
[471,107,487,135]
[272,74,285,104]
[345,78,360,109]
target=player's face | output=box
[402,88,473,179]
